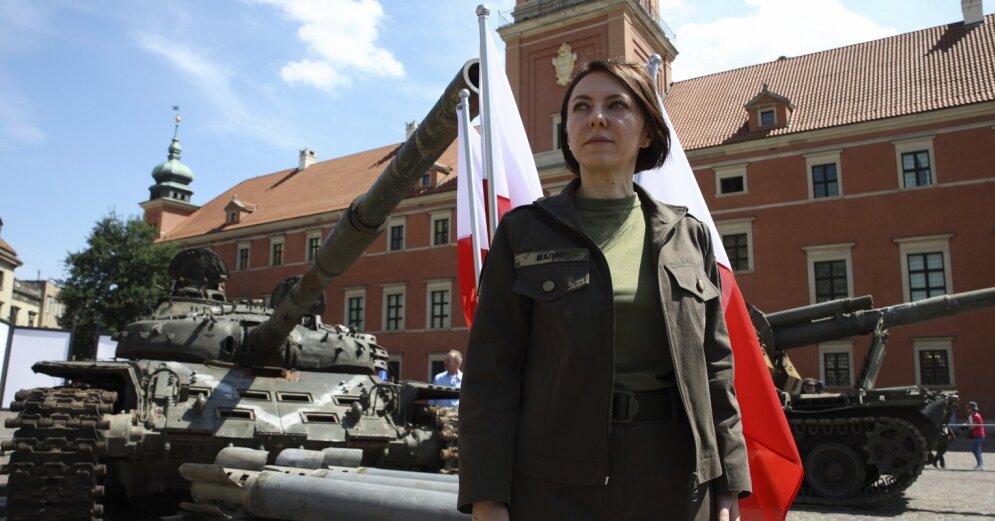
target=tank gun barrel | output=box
[248,61,480,363]
[772,287,995,350]
[766,295,874,329]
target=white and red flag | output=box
[636,109,804,520]
[456,29,544,328]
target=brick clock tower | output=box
[498,0,678,154]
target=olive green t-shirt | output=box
[575,195,674,391]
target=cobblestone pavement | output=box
[787,452,994,521]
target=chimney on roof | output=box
[298,148,317,170]
[962,0,984,25]
[405,120,418,140]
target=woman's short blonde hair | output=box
[559,59,671,176]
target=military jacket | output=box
[457,179,752,512]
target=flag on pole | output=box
[456,27,544,328]
[637,109,804,520]
[456,113,488,325]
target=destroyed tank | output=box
[749,287,995,506]
[0,60,481,521]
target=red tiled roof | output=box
[665,14,995,150]
[0,238,16,256]
[0,237,21,265]
[165,141,460,241]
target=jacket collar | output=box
[534,178,688,242]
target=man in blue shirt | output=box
[431,350,463,406]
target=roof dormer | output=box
[224,194,256,225]
[418,162,454,189]
[744,83,794,133]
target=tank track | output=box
[1,387,115,521]
[428,406,459,474]
[791,416,927,507]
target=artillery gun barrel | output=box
[250,61,480,359]
[773,287,995,350]
[180,463,469,521]
[766,295,874,329]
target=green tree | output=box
[58,212,178,358]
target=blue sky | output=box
[1,0,991,282]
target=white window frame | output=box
[551,113,563,150]
[343,287,367,331]
[912,337,955,387]
[805,150,843,199]
[387,216,407,252]
[269,235,285,266]
[305,230,322,261]
[715,218,755,272]
[388,354,403,381]
[818,341,854,389]
[425,280,453,330]
[893,136,937,189]
[228,211,238,224]
[803,243,855,304]
[237,242,251,271]
[714,164,748,197]
[428,352,449,381]
[894,234,953,302]
[430,211,452,247]
[381,284,406,331]
[758,107,777,127]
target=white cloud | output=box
[134,32,301,149]
[255,0,404,91]
[0,1,56,53]
[0,81,45,149]
[671,0,898,81]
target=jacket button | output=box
[696,277,705,292]
[542,280,556,292]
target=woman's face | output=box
[565,71,651,177]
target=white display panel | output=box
[0,320,11,393]
[97,335,118,361]
[2,328,71,406]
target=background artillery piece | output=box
[749,287,995,505]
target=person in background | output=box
[967,401,986,470]
[431,349,463,407]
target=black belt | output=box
[611,389,679,423]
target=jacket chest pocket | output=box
[665,264,719,302]
[512,250,590,303]
[664,264,718,336]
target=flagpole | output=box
[636,54,665,186]
[477,4,499,238]
[645,53,663,86]
[458,89,484,283]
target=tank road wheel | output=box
[803,442,867,499]
[1,386,115,521]
[429,406,460,473]
[864,417,927,490]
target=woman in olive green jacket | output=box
[458,60,750,521]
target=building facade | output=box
[664,11,995,413]
[0,218,24,323]
[147,2,995,411]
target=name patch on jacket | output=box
[514,248,589,268]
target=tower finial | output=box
[172,105,181,140]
